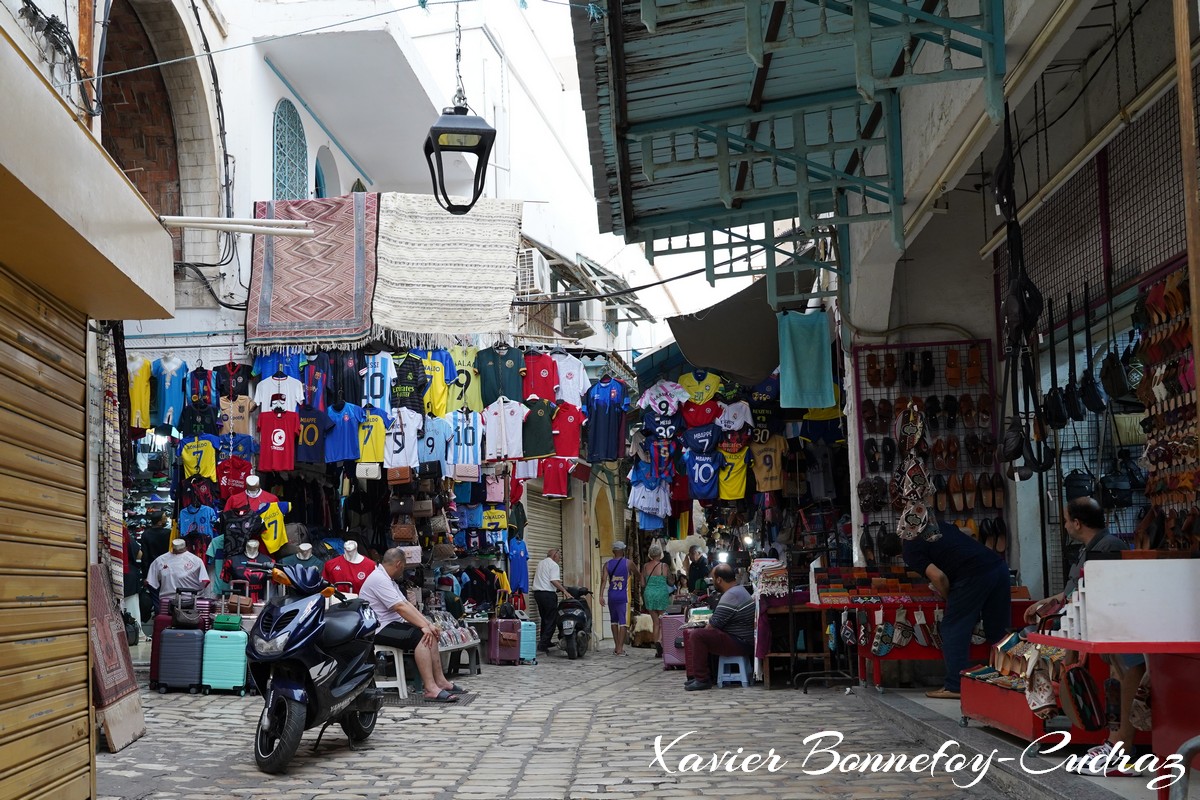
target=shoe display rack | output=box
[852,339,1009,564]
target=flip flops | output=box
[867,353,882,387]
[946,349,962,387]
[426,690,459,703]
[966,344,983,386]
[447,684,469,695]
[883,354,898,387]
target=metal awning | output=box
[571,0,1006,298]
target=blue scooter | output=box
[247,565,382,773]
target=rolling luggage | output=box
[488,618,521,665]
[662,614,686,670]
[149,612,173,689]
[202,628,249,695]
[519,620,537,664]
[157,628,205,693]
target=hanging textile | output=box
[98,329,126,601]
[778,311,834,409]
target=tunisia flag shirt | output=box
[258,410,300,471]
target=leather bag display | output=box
[1063,294,1086,422]
[1080,283,1107,414]
[170,589,201,629]
[1042,298,1068,429]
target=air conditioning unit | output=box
[516,248,552,296]
[562,298,601,337]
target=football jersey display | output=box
[358,407,393,463]
[522,352,559,402]
[329,350,364,405]
[679,370,723,404]
[187,367,219,405]
[750,373,780,407]
[541,457,572,498]
[643,411,683,440]
[483,397,529,461]
[301,352,332,411]
[416,349,458,417]
[522,398,556,459]
[390,351,429,414]
[322,555,374,593]
[718,448,754,500]
[384,407,424,469]
[253,352,305,381]
[221,433,259,461]
[257,501,291,553]
[508,537,530,592]
[178,504,217,538]
[178,402,219,437]
[177,434,220,481]
[295,404,328,464]
[637,379,690,415]
[719,429,751,454]
[151,356,188,426]
[360,351,397,413]
[449,410,483,465]
[749,434,788,492]
[681,400,720,428]
[682,423,720,454]
[128,356,152,428]
[418,415,455,473]
[214,362,251,398]
[258,410,300,471]
[220,396,254,436]
[551,403,584,459]
[716,400,753,432]
[583,377,630,463]
[482,506,508,530]
[551,352,592,407]
[253,374,304,412]
[448,345,483,412]
[325,402,367,462]
[216,456,253,501]
[475,345,525,406]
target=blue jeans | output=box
[940,562,1010,692]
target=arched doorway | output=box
[315,145,340,198]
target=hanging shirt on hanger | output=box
[389,351,429,414]
[418,414,455,473]
[177,433,220,481]
[540,458,572,499]
[357,406,393,463]
[718,448,754,500]
[642,410,683,440]
[328,350,364,405]
[178,503,218,539]
[449,410,483,465]
[253,352,306,382]
[359,351,397,413]
[679,370,723,404]
[716,400,753,432]
[325,403,366,462]
[178,401,220,437]
[522,352,560,402]
[128,356,153,428]
[219,396,254,436]
[301,352,332,411]
[683,449,724,500]
[384,407,424,469]
[187,367,219,405]
[475,345,526,407]
[258,410,301,471]
[637,379,690,415]
[253,374,304,412]
[522,398,557,460]
[221,433,259,461]
[551,352,592,407]
[583,377,630,463]
[151,357,188,427]
[449,345,484,412]
[508,536,530,592]
[680,399,720,428]
[216,455,253,501]
[295,403,329,464]
[214,362,251,398]
[483,397,529,461]
[415,349,458,417]
[551,402,584,459]
[749,434,788,492]
[682,423,720,454]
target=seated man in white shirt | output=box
[358,548,466,703]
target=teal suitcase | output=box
[201,628,248,695]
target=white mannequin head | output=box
[344,541,362,563]
[245,540,260,558]
[296,543,313,561]
[171,538,187,554]
[245,475,261,496]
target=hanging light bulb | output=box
[424,6,496,215]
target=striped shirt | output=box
[710,584,755,646]
[449,410,482,465]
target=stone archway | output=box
[100,0,221,279]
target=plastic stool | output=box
[717,655,752,687]
[374,645,409,699]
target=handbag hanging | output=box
[387,466,414,485]
[1079,283,1108,414]
[413,498,435,518]
[1063,468,1097,501]
[1100,279,1131,400]
[1059,655,1106,731]
[1063,293,1086,422]
[1042,298,1068,429]
[454,463,481,482]
[391,517,419,544]
[356,462,382,481]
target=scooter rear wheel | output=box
[255,695,305,773]
[565,633,578,660]
[340,681,378,742]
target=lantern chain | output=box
[453,4,467,107]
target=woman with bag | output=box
[641,544,675,658]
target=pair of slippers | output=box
[425,684,469,703]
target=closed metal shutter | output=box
[0,266,92,800]
[522,483,563,627]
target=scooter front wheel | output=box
[255,695,305,773]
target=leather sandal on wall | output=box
[946,349,962,387]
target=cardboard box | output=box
[1079,560,1200,643]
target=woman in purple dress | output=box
[599,541,632,655]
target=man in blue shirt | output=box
[902,520,1009,699]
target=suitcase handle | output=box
[230,580,250,596]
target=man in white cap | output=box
[599,541,632,655]
[224,474,277,513]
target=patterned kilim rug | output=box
[374,193,523,346]
[246,193,379,351]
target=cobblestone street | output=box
[97,647,1008,800]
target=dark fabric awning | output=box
[667,279,785,386]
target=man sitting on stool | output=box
[359,548,466,703]
[684,563,755,691]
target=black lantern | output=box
[424,101,496,215]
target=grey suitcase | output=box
[158,627,204,694]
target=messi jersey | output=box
[449,410,482,465]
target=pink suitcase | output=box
[662,614,686,670]
[488,618,521,665]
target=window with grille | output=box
[273,99,308,201]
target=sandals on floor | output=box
[426,690,459,703]
[447,684,469,695]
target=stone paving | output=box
[97,646,1009,800]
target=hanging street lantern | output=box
[424,94,496,215]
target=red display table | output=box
[1026,635,1200,799]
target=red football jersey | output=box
[258,410,300,471]
[322,555,374,593]
[551,402,584,458]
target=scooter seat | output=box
[321,606,360,648]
